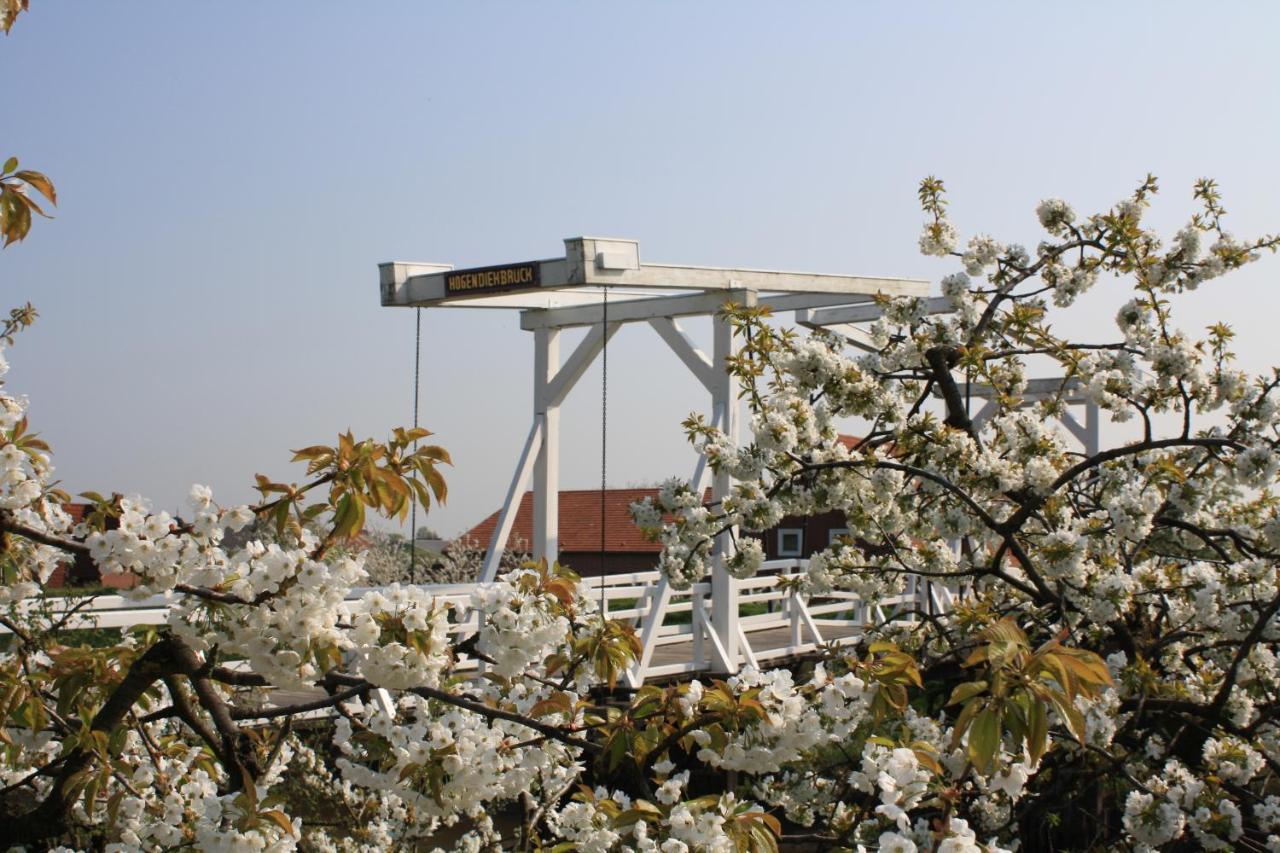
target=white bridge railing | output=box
[3,560,957,689]
[599,559,956,687]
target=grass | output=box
[44,584,116,598]
[1,586,135,651]
[0,625,126,652]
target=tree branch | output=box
[230,684,369,721]
[323,673,599,754]
[0,637,182,847]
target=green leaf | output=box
[983,618,1029,648]
[1027,696,1049,764]
[1038,653,1077,699]
[2,157,15,174]
[968,707,1001,773]
[606,731,628,771]
[1003,696,1028,743]
[83,774,101,817]
[1048,690,1087,744]
[106,788,125,827]
[947,680,988,707]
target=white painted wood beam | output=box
[481,417,544,583]
[382,238,927,312]
[966,381,1101,454]
[1083,401,1100,456]
[709,294,751,674]
[964,376,1086,401]
[970,400,1000,431]
[648,318,717,393]
[533,328,560,565]
[628,401,728,684]
[794,316,881,352]
[521,291,734,331]
[378,262,453,306]
[691,592,706,669]
[546,322,620,407]
[700,613,733,677]
[522,290,884,331]
[802,296,954,326]
[390,260,927,311]
[796,598,825,646]
[760,292,877,312]
[1057,410,1091,448]
[736,624,760,670]
[688,404,725,501]
[431,288,659,311]
[372,688,396,717]
[589,263,929,297]
[628,578,673,688]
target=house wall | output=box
[557,551,660,576]
[47,555,137,590]
[760,510,850,560]
[558,513,853,575]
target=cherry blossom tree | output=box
[632,175,1280,850]
[1,169,1279,851]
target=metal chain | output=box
[410,307,421,583]
[600,287,608,612]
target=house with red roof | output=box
[460,487,848,578]
[46,503,137,590]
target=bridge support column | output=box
[1083,400,1100,456]
[709,291,753,673]
[533,327,560,565]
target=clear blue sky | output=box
[4,2,1278,535]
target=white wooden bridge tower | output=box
[378,238,1098,682]
[380,238,928,678]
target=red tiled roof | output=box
[463,436,865,554]
[463,488,669,554]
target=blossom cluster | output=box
[633,179,1280,848]
[5,177,1280,850]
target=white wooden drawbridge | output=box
[379,237,1097,686]
[0,240,1098,709]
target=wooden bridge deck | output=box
[265,621,863,710]
[648,622,862,670]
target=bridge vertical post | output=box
[709,289,753,673]
[533,327,560,565]
[1083,399,1100,456]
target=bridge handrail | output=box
[1,560,962,692]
